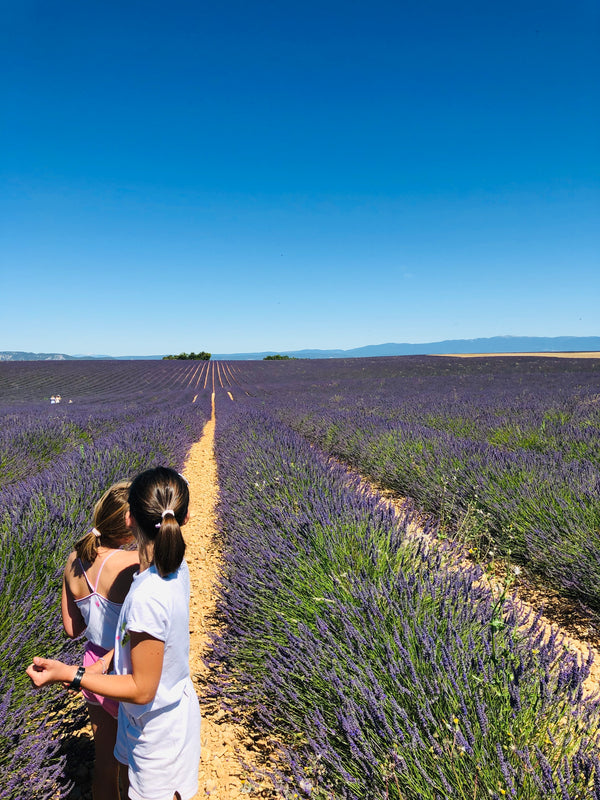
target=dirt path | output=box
[183,395,279,799]
[65,396,280,800]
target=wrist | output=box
[69,665,85,691]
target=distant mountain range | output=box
[0,351,164,361]
[1,336,600,361]
[214,336,600,360]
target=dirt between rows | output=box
[370,485,600,696]
[64,401,281,799]
[65,397,600,799]
[183,403,280,799]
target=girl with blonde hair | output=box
[61,480,139,800]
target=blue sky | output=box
[1,0,598,356]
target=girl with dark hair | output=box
[61,480,138,800]
[28,467,201,800]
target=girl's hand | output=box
[86,652,112,675]
[26,657,77,688]
[85,658,104,675]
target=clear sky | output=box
[1,0,598,356]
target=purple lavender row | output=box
[211,399,600,799]
[0,360,210,405]
[235,355,600,467]
[228,356,600,608]
[278,405,600,595]
[0,387,210,799]
[0,404,149,487]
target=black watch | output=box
[69,665,85,691]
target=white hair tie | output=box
[92,527,101,538]
[155,509,175,528]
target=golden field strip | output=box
[439,351,600,358]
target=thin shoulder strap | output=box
[92,549,120,592]
[78,558,95,592]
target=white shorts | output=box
[115,680,201,800]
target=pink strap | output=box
[92,549,120,592]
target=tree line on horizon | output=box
[162,351,211,360]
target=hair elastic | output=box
[92,527,101,538]
[155,509,175,528]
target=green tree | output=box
[162,351,211,360]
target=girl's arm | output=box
[27,632,164,705]
[61,570,86,639]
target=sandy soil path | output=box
[66,396,280,800]
[183,395,279,800]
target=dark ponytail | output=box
[128,467,189,577]
[153,514,186,578]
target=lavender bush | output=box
[212,399,600,799]
[230,356,600,609]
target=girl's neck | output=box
[137,540,154,572]
[97,534,135,553]
[95,544,118,556]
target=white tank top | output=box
[74,550,124,650]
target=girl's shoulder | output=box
[63,550,80,575]
[101,548,139,584]
[128,563,183,605]
[124,567,177,625]
[107,548,139,568]
[63,550,89,599]
[102,549,139,603]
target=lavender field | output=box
[235,356,600,608]
[0,361,211,799]
[2,356,600,799]
[212,397,600,799]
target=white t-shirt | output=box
[113,560,191,719]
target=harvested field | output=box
[440,351,600,358]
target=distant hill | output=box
[212,336,600,360]
[0,351,79,361]
[1,336,599,362]
[0,351,164,361]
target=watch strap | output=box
[69,665,85,691]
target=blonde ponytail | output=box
[74,529,100,562]
[74,480,131,562]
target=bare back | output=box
[65,548,139,602]
[62,548,139,639]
